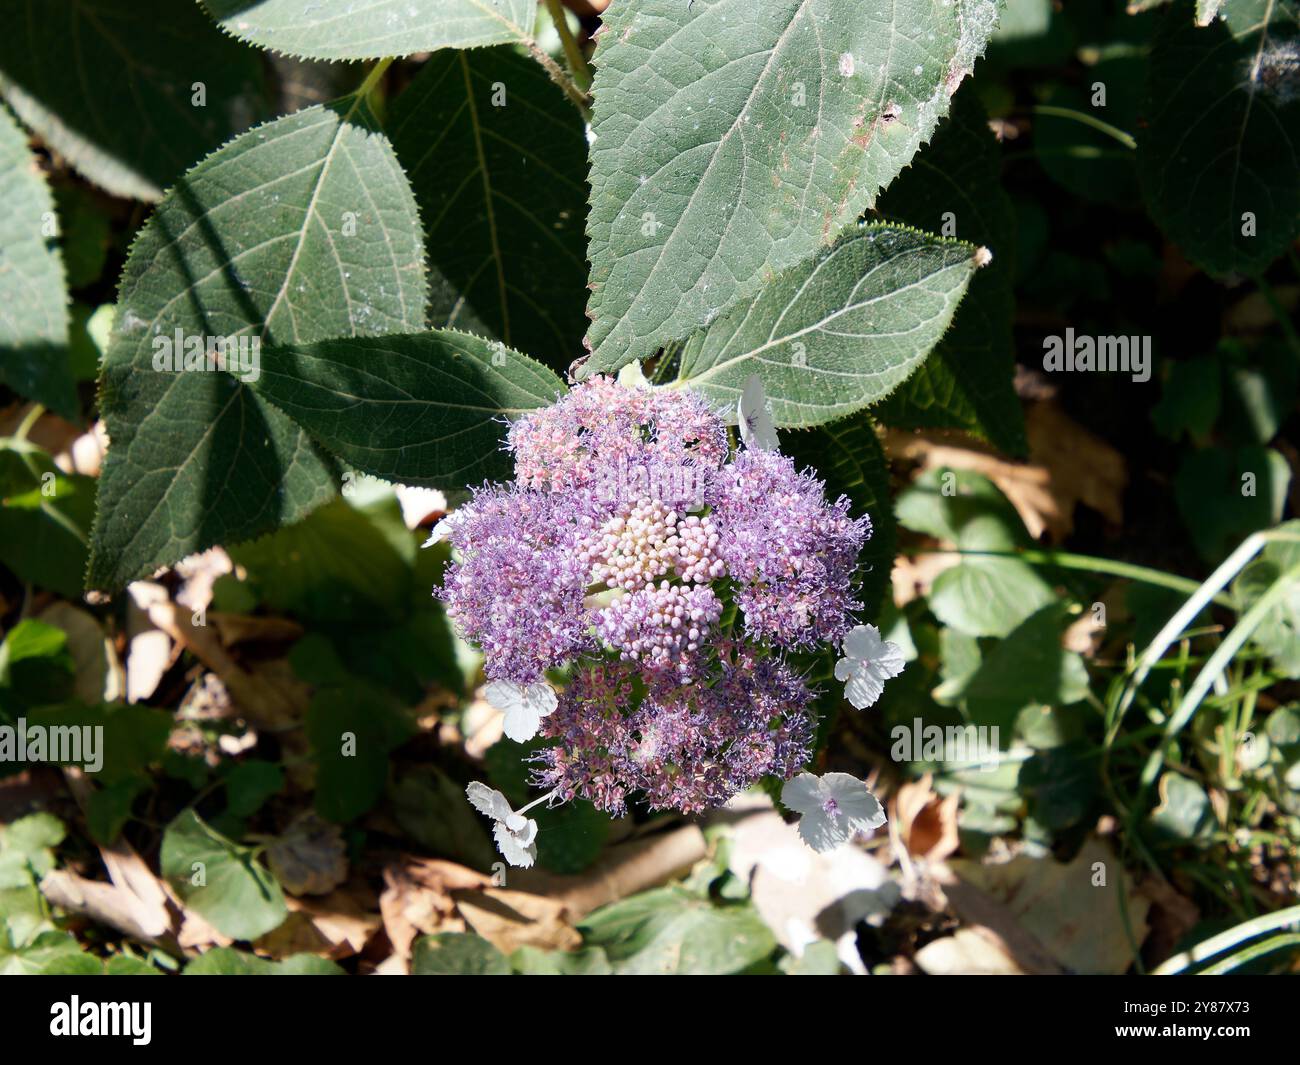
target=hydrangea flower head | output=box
[437,374,898,850]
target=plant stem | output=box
[13,402,44,443]
[1254,272,1300,364]
[544,0,592,91]
[905,546,1233,606]
[1152,904,1300,974]
[523,37,592,123]
[349,57,393,114]
[1030,105,1137,149]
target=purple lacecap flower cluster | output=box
[435,376,870,814]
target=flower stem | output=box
[544,0,593,92]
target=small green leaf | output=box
[510,944,613,974]
[0,929,99,975]
[201,0,537,60]
[223,761,286,818]
[182,947,343,975]
[579,886,776,975]
[1174,445,1291,563]
[161,809,287,941]
[306,683,413,823]
[412,932,511,975]
[249,330,564,490]
[1234,519,1300,678]
[1148,772,1215,843]
[673,225,983,426]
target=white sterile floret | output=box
[465,782,540,868]
[737,374,780,452]
[484,679,558,742]
[781,772,886,853]
[834,624,906,710]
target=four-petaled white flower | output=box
[781,772,886,853]
[465,782,540,868]
[835,624,905,710]
[485,679,558,742]
[737,374,780,452]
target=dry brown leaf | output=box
[454,888,581,955]
[893,774,960,864]
[36,601,124,703]
[1024,402,1126,536]
[914,927,1024,975]
[379,856,489,959]
[266,812,348,897]
[885,402,1126,544]
[209,613,304,648]
[942,836,1149,974]
[254,886,381,961]
[125,581,175,703]
[891,551,957,608]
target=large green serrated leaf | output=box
[201,0,535,60]
[0,0,266,202]
[582,0,1003,372]
[0,104,74,418]
[1138,0,1300,278]
[783,414,895,621]
[389,47,589,371]
[250,331,563,488]
[673,224,981,425]
[874,89,1026,456]
[89,101,428,590]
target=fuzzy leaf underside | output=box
[675,224,982,427]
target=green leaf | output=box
[183,947,343,974]
[248,330,564,489]
[783,413,895,621]
[1174,445,1291,562]
[955,602,1091,732]
[201,0,536,60]
[0,929,99,975]
[24,702,172,784]
[389,48,589,371]
[0,812,64,889]
[0,0,266,201]
[230,498,413,624]
[510,944,613,974]
[387,766,497,871]
[306,683,413,823]
[874,89,1026,455]
[411,932,511,975]
[223,760,285,818]
[1148,772,1215,842]
[582,0,1003,372]
[673,224,983,425]
[0,443,95,598]
[1152,355,1221,440]
[928,557,1056,638]
[161,809,287,941]
[0,103,73,417]
[579,886,776,974]
[1138,0,1300,278]
[89,100,428,590]
[0,619,75,718]
[1233,519,1300,678]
